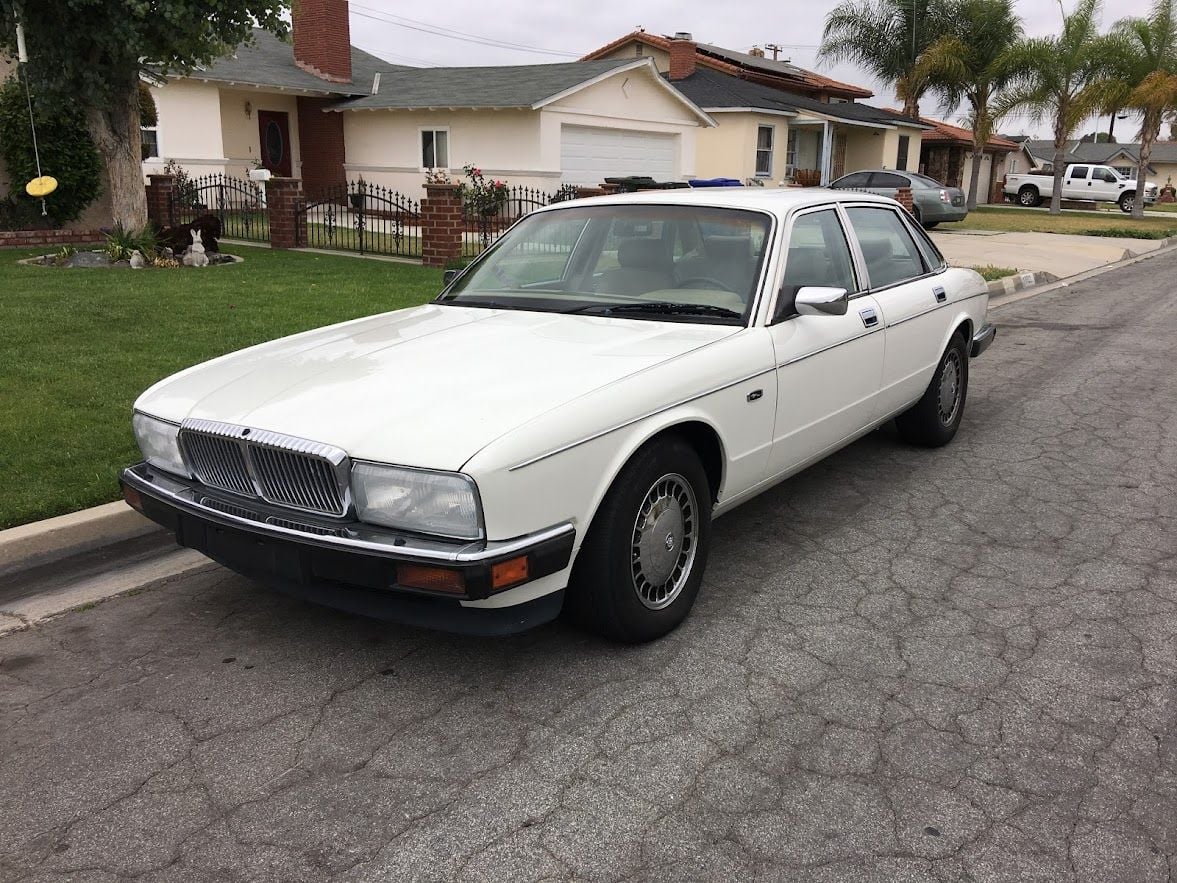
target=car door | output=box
[1088,166,1120,200]
[1062,165,1090,200]
[841,204,949,417]
[765,206,886,477]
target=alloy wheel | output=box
[630,473,698,610]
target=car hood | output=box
[136,304,737,471]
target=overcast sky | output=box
[344,0,1157,139]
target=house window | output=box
[896,135,910,170]
[421,129,449,169]
[1114,165,1136,178]
[141,126,160,161]
[755,125,774,177]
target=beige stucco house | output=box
[918,118,1019,204]
[137,0,712,200]
[583,31,927,185]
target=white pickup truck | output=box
[1004,163,1159,213]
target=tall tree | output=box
[917,0,1023,210]
[1106,0,1177,218]
[0,1,288,229]
[998,0,1121,215]
[819,0,947,118]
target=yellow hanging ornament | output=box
[26,176,58,198]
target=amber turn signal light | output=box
[396,563,466,594]
[491,555,529,590]
[122,484,144,512]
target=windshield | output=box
[439,204,774,325]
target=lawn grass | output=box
[971,265,1018,282]
[957,205,1177,239]
[0,244,441,529]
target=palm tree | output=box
[916,0,1024,210]
[820,0,948,118]
[1107,0,1177,218]
[998,0,1123,215]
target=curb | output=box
[0,502,162,579]
[987,269,1059,297]
[990,239,1177,309]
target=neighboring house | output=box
[582,31,927,185]
[918,117,1019,204]
[141,0,711,199]
[1017,139,1177,190]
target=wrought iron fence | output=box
[169,174,268,242]
[461,183,580,259]
[295,181,420,257]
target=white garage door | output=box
[560,126,678,186]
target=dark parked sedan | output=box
[829,170,968,228]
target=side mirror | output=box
[443,268,459,285]
[795,286,849,316]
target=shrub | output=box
[0,71,102,228]
[104,223,158,262]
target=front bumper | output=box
[971,323,996,358]
[120,463,575,635]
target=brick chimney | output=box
[668,32,697,81]
[292,0,353,84]
[749,46,766,58]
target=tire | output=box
[912,205,923,226]
[1119,192,1135,213]
[895,332,969,448]
[565,435,713,643]
[1018,186,1042,208]
[923,221,940,230]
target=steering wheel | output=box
[675,276,737,293]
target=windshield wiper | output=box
[566,301,744,320]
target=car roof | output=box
[534,186,900,221]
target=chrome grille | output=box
[179,418,350,517]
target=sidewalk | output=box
[930,229,1169,277]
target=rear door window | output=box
[869,172,909,189]
[844,206,930,290]
[1070,166,1090,180]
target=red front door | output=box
[257,110,293,177]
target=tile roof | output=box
[667,67,924,129]
[335,58,652,110]
[182,29,396,96]
[580,31,874,99]
[916,116,1020,151]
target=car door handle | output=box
[933,286,947,303]
[859,307,879,328]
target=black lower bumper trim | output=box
[971,323,996,358]
[128,478,570,636]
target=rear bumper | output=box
[120,463,574,635]
[924,203,969,223]
[971,323,996,358]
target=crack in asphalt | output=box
[1,255,1176,881]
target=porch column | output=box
[820,121,834,187]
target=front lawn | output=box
[0,244,441,529]
[955,205,1177,239]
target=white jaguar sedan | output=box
[122,188,994,642]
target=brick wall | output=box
[297,98,347,197]
[0,229,106,248]
[292,0,353,83]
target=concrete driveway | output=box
[2,256,1176,882]
[931,229,1170,278]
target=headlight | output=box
[351,463,483,540]
[132,412,188,477]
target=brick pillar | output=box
[146,175,175,228]
[599,182,621,194]
[575,186,605,199]
[266,177,305,250]
[421,183,464,268]
[896,186,915,215]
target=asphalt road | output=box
[2,256,1176,882]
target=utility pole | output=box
[764,42,782,61]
